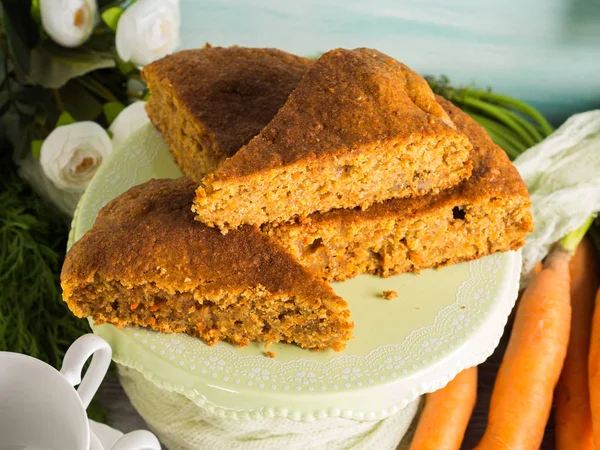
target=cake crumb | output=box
[265,351,276,358]
[382,290,398,300]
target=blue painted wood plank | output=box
[180,0,600,123]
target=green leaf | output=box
[115,53,134,75]
[30,0,40,23]
[0,91,11,117]
[0,151,92,382]
[56,111,76,127]
[29,40,115,89]
[30,139,43,158]
[101,7,124,31]
[103,101,125,125]
[60,79,104,121]
[0,0,40,76]
[143,90,151,101]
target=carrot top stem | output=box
[560,216,596,254]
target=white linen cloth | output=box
[118,365,420,450]
[514,110,600,280]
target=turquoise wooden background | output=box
[179,0,600,124]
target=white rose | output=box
[116,0,180,67]
[40,122,112,191]
[109,102,151,150]
[39,0,97,48]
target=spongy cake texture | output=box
[193,47,473,232]
[264,97,534,281]
[61,178,353,351]
[142,46,313,182]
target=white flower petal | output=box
[40,0,97,48]
[109,102,151,150]
[115,0,180,67]
[40,121,112,191]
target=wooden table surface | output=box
[98,320,556,450]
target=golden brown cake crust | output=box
[142,46,313,158]
[264,96,533,281]
[296,96,530,226]
[194,48,473,231]
[142,46,313,181]
[61,178,353,350]
[62,178,342,302]
[210,48,465,181]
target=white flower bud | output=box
[116,0,180,67]
[40,121,112,191]
[109,102,151,150]
[40,0,97,48]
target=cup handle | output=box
[110,430,161,450]
[60,333,112,409]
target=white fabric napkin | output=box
[118,365,419,450]
[514,110,600,280]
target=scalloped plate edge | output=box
[104,250,520,422]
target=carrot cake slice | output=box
[193,48,473,232]
[61,178,353,351]
[142,46,313,183]
[264,97,533,281]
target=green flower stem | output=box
[471,91,555,136]
[52,89,65,112]
[126,92,144,100]
[101,7,124,32]
[103,101,125,125]
[56,111,76,127]
[559,216,596,254]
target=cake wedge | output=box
[142,46,313,182]
[264,97,533,281]
[193,48,473,232]
[61,178,353,351]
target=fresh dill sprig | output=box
[0,149,106,420]
[0,151,89,366]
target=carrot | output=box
[475,247,572,450]
[589,287,600,448]
[410,367,477,450]
[506,262,543,331]
[555,238,599,450]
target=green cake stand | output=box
[69,124,521,421]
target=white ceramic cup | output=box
[0,334,160,450]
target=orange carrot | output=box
[410,367,477,450]
[475,247,572,450]
[506,262,543,331]
[589,287,600,448]
[555,238,599,450]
